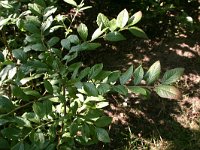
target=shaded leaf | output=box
[104,31,126,41]
[129,26,148,39]
[12,49,27,63]
[0,51,4,62]
[112,85,128,96]
[0,96,14,114]
[95,116,112,127]
[44,80,53,94]
[83,82,98,96]
[120,65,133,85]
[81,42,101,51]
[155,85,181,99]
[61,39,70,50]
[97,83,110,95]
[88,64,103,79]
[47,37,60,47]
[107,70,121,83]
[95,128,110,143]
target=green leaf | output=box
[104,31,126,41]
[1,127,21,140]
[116,9,129,28]
[0,137,9,149]
[12,85,29,101]
[129,26,148,39]
[61,39,70,50]
[95,128,110,143]
[155,85,181,99]
[145,61,161,85]
[11,141,24,150]
[0,96,14,114]
[44,80,53,94]
[83,82,98,96]
[63,0,77,6]
[91,25,105,41]
[162,68,184,85]
[97,83,110,95]
[33,102,45,118]
[120,65,133,85]
[95,116,112,127]
[23,88,41,98]
[24,22,40,33]
[47,37,60,47]
[109,18,117,32]
[43,100,52,116]
[97,13,109,28]
[31,43,46,51]
[128,86,149,97]
[0,51,4,62]
[107,70,121,83]
[12,49,27,63]
[12,116,32,128]
[88,64,103,79]
[96,102,109,108]
[128,11,142,26]
[77,23,88,41]
[28,3,43,16]
[0,1,12,8]
[67,35,80,44]
[94,71,111,81]
[133,65,144,85]
[112,85,128,96]
[41,16,53,32]
[43,6,57,20]
[78,67,90,80]
[81,42,101,51]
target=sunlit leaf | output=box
[155,85,181,99]
[116,9,129,28]
[43,6,57,20]
[128,11,142,26]
[63,0,77,6]
[77,23,88,41]
[97,13,109,28]
[145,61,161,85]
[133,65,144,85]
[162,68,184,85]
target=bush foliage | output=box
[0,0,184,149]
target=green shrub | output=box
[0,0,184,149]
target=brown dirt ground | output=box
[83,34,200,150]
